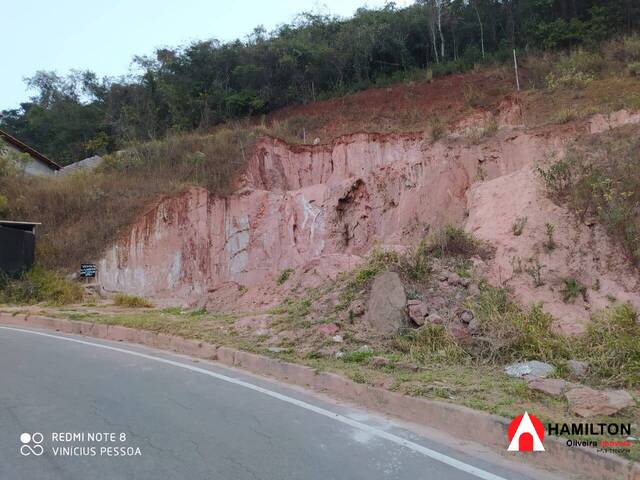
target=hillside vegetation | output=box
[1,35,640,272]
[0,0,637,164]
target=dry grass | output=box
[113,293,153,308]
[0,125,261,269]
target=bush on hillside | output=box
[0,267,83,306]
[113,293,154,308]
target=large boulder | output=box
[365,272,407,334]
[565,387,634,417]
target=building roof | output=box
[0,129,61,171]
[0,220,41,233]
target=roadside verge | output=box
[1,312,637,480]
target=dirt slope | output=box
[98,94,640,333]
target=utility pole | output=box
[513,49,520,92]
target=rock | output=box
[459,309,474,324]
[254,328,270,336]
[335,351,344,359]
[447,273,461,285]
[357,345,372,353]
[267,347,287,353]
[332,335,344,343]
[349,299,366,317]
[567,360,589,378]
[447,323,469,341]
[459,277,471,288]
[407,301,429,326]
[437,272,449,282]
[427,313,444,325]
[504,360,555,379]
[365,272,407,334]
[396,362,420,372]
[317,323,339,336]
[527,378,568,397]
[370,356,391,367]
[468,284,480,296]
[565,387,634,417]
[467,317,481,335]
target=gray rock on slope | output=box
[365,272,407,335]
[504,360,555,379]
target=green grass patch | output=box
[276,268,294,285]
[467,284,569,363]
[561,277,587,303]
[577,303,640,388]
[341,350,375,363]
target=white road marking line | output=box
[1,325,508,480]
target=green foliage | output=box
[425,225,492,259]
[277,268,294,285]
[393,324,468,364]
[467,284,569,363]
[0,267,83,306]
[539,127,640,265]
[113,293,154,308]
[525,257,545,287]
[537,157,575,199]
[577,303,640,387]
[341,350,375,363]
[3,4,638,164]
[543,223,557,251]
[561,277,588,303]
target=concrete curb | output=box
[1,312,637,480]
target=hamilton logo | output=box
[507,412,545,452]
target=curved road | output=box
[0,326,563,480]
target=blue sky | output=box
[1,0,404,111]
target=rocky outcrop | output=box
[365,272,407,334]
[99,130,544,302]
[98,110,640,329]
[565,387,634,417]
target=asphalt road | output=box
[0,326,564,480]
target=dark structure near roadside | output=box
[0,221,40,277]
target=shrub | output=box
[544,49,603,90]
[113,293,153,308]
[277,268,294,285]
[467,284,568,363]
[341,350,375,363]
[512,216,528,236]
[0,267,83,306]
[425,225,493,259]
[603,35,640,63]
[577,303,640,387]
[628,62,640,77]
[537,157,574,200]
[393,324,468,364]
[554,108,577,124]
[543,223,557,251]
[561,277,587,303]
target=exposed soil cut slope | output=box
[98,107,640,331]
